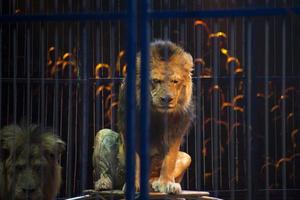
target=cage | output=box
[0,0,300,200]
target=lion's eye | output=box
[152,79,162,84]
[171,80,179,84]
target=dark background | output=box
[1,0,300,199]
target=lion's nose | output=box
[160,95,173,104]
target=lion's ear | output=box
[183,52,194,73]
[55,137,66,155]
[0,125,20,150]
[42,133,65,160]
[0,139,9,162]
[0,125,21,161]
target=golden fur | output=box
[0,124,65,200]
[118,40,194,194]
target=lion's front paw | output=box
[94,174,113,191]
[151,179,182,194]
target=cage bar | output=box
[264,14,270,200]
[140,0,150,199]
[125,0,137,199]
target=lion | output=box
[0,123,65,200]
[93,40,194,194]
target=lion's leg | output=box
[151,138,183,194]
[135,153,141,191]
[174,151,191,183]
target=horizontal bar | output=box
[0,12,127,22]
[1,75,300,83]
[0,78,123,82]
[0,7,299,22]
[149,7,300,19]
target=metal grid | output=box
[0,1,300,200]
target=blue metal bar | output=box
[0,12,127,22]
[212,23,220,197]
[52,0,60,143]
[281,18,287,200]
[109,4,116,130]
[245,22,253,200]
[26,26,31,125]
[149,7,300,19]
[0,7,299,23]
[245,17,258,200]
[194,20,203,191]
[126,0,137,199]
[80,2,90,194]
[264,17,270,200]
[140,0,150,199]
[245,19,253,200]
[229,20,236,200]
[80,28,90,192]
[95,23,101,132]
[13,28,17,124]
[39,25,45,129]
[66,0,74,194]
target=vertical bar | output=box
[194,23,203,191]
[245,19,252,200]
[140,1,150,199]
[95,23,101,131]
[80,1,90,193]
[95,0,102,131]
[12,1,17,199]
[73,34,80,191]
[53,0,59,138]
[39,0,45,129]
[109,1,116,129]
[212,23,220,196]
[245,16,257,200]
[0,26,2,127]
[73,82,79,194]
[272,15,279,188]
[13,28,17,124]
[202,90,206,188]
[39,4,46,198]
[264,16,270,200]
[180,1,189,187]
[290,0,296,188]
[229,19,236,200]
[126,0,137,199]
[26,27,30,125]
[66,0,74,196]
[0,0,2,128]
[281,17,287,200]
[246,1,254,198]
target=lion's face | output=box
[6,144,54,200]
[134,41,194,113]
[150,65,186,112]
[1,124,65,200]
[149,53,193,113]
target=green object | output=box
[93,129,125,190]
